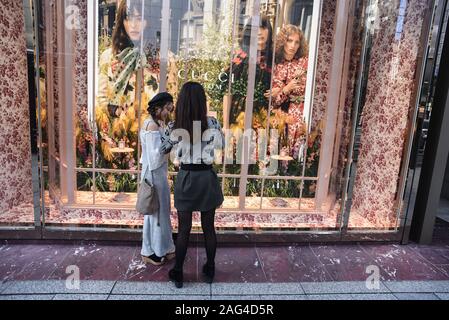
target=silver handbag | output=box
[136,174,159,215]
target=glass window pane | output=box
[93,0,162,171]
[261,179,301,210]
[245,178,263,209]
[94,172,138,205]
[76,171,94,205]
[221,177,240,209]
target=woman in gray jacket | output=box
[161,82,224,288]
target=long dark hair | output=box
[241,15,273,67]
[112,0,151,54]
[174,82,208,143]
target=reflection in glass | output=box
[94,0,160,173]
[36,0,348,231]
[94,172,138,205]
[245,179,263,209]
[261,179,301,210]
[76,171,94,204]
[220,177,240,209]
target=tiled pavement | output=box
[0,280,448,300]
[0,218,449,300]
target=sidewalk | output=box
[1,280,449,300]
[1,218,449,300]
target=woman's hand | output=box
[264,87,282,98]
[283,78,301,94]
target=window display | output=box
[1,0,428,234]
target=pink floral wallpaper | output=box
[50,0,60,157]
[73,0,88,116]
[351,0,430,228]
[333,1,364,197]
[0,0,33,217]
[312,0,337,131]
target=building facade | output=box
[0,0,447,243]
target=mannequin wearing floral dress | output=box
[271,25,309,161]
[272,56,308,159]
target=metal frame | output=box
[399,0,442,244]
[238,0,261,210]
[0,0,440,242]
[339,0,373,234]
[389,0,437,236]
[87,0,99,205]
[407,0,449,244]
[339,0,437,239]
[28,0,44,229]
[314,0,347,210]
[401,0,448,244]
[67,0,328,213]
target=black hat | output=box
[148,92,173,108]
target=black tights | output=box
[174,209,216,271]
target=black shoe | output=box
[168,269,183,288]
[142,254,166,266]
[202,264,215,284]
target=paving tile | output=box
[393,293,440,300]
[409,247,449,265]
[350,293,397,300]
[256,245,332,282]
[212,247,266,283]
[112,281,210,296]
[435,265,449,278]
[307,294,353,300]
[0,281,12,294]
[49,244,137,281]
[2,280,115,294]
[0,245,30,281]
[53,294,109,300]
[259,295,307,300]
[435,293,449,300]
[300,281,390,294]
[361,245,449,281]
[12,245,73,280]
[383,280,449,293]
[0,245,72,281]
[0,294,55,300]
[109,294,210,300]
[310,244,378,281]
[211,295,262,300]
[211,282,304,295]
[123,248,197,282]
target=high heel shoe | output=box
[202,264,215,284]
[168,269,183,288]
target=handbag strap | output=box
[142,119,158,185]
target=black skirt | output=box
[174,167,224,212]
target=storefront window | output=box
[2,0,428,234]
[346,0,425,231]
[36,0,343,229]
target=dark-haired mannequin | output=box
[95,0,161,172]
